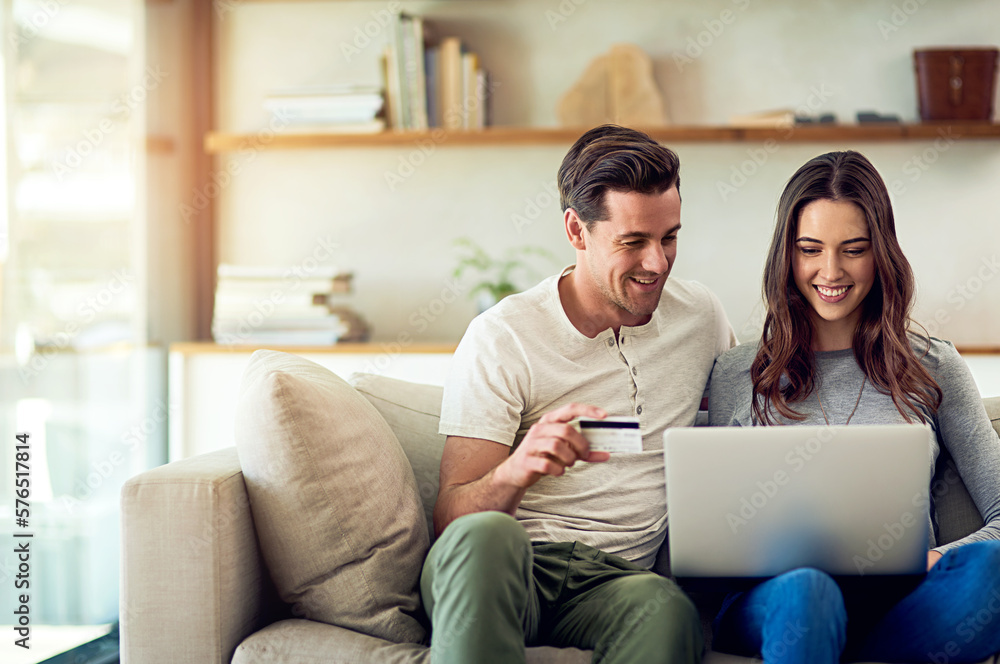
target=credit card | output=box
[573,416,643,454]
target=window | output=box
[0,1,160,660]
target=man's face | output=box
[574,187,681,329]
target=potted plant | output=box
[452,237,561,311]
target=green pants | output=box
[420,511,702,664]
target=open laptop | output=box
[663,424,932,588]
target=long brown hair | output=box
[751,150,942,425]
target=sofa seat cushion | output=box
[234,351,428,644]
[232,619,596,664]
[234,619,893,664]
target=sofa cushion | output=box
[234,350,428,644]
[350,373,446,541]
[232,619,595,664]
[936,395,1000,545]
[986,395,1000,434]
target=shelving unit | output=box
[204,122,1000,152]
[206,1,1000,354]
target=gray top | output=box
[708,338,1000,554]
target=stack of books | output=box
[212,265,369,345]
[264,85,386,134]
[384,13,491,130]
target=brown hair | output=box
[557,124,680,230]
[752,150,942,425]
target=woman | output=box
[708,150,1000,663]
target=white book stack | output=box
[264,85,386,134]
[212,264,367,346]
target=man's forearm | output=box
[433,465,527,538]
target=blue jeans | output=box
[712,541,1000,664]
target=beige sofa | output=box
[120,350,1000,664]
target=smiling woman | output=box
[707,150,1000,664]
[791,198,875,351]
[752,150,942,427]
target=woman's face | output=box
[792,199,876,337]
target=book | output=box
[214,291,331,308]
[213,328,348,346]
[406,14,428,130]
[461,51,479,129]
[479,69,492,128]
[391,13,412,129]
[383,45,404,130]
[213,312,346,330]
[274,120,386,135]
[217,264,347,280]
[425,45,440,127]
[439,36,464,130]
[264,86,384,126]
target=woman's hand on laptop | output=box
[927,550,943,570]
[496,403,611,489]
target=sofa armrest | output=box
[120,447,274,664]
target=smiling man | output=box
[422,125,737,664]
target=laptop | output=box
[663,424,932,587]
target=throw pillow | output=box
[234,350,428,644]
[350,373,447,541]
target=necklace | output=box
[816,375,866,426]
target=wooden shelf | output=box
[169,341,457,355]
[204,122,1000,152]
[169,341,998,355]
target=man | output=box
[422,125,737,663]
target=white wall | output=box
[214,0,1000,346]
